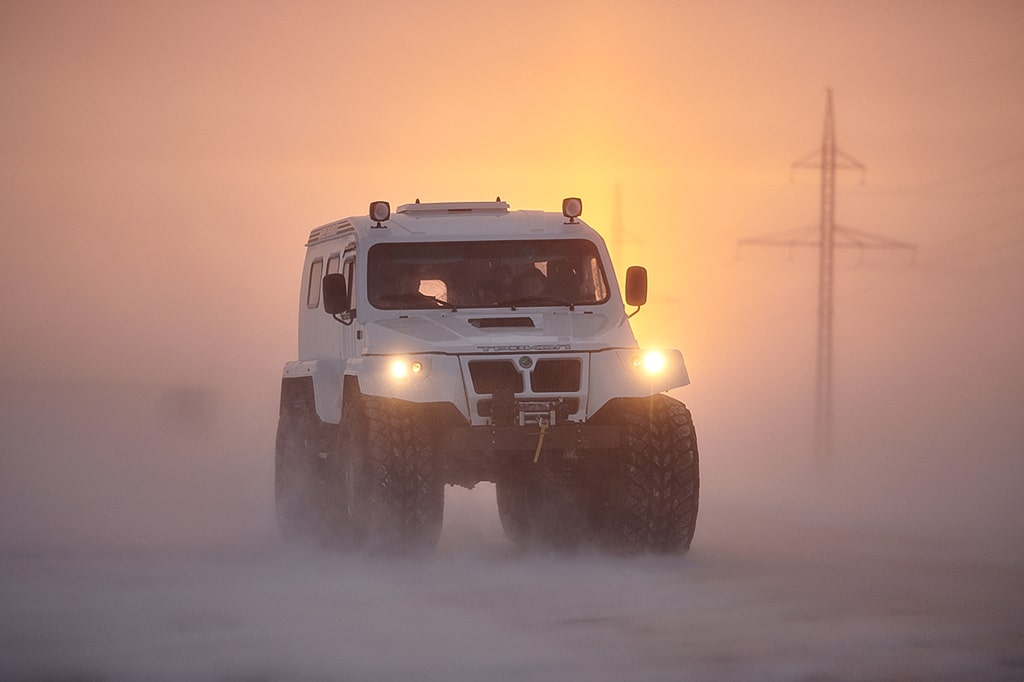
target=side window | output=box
[343,258,356,311]
[327,254,341,275]
[306,258,324,308]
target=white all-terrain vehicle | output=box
[276,198,698,553]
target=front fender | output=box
[586,348,689,418]
[347,354,471,419]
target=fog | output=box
[2,379,1022,680]
[2,2,1023,680]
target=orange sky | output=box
[1,1,1022,462]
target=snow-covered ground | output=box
[1,380,1022,681]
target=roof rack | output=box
[395,201,510,216]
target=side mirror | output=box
[322,273,349,315]
[625,266,648,307]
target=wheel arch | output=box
[281,358,348,424]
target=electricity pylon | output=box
[611,183,624,264]
[739,88,915,463]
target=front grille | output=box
[477,398,579,418]
[530,359,581,393]
[468,360,523,394]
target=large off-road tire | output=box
[274,401,330,541]
[345,393,445,554]
[599,394,699,554]
[496,464,592,551]
[495,478,531,546]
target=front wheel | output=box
[275,401,336,542]
[345,393,445,554]
[598,394,699,554]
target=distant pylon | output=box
[611,183,624,264]
[609,183,645,274]
[739,88,915,463]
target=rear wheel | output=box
[345,393,445,554]
[495,476,530,546]
[598,395,699,553]
[496,461,593,551]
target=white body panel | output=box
[285,201,689,424]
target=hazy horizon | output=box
[1,2,1022,679]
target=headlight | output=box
[388,358,424,380]
[632,350,667,375]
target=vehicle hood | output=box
[362,309,637,355]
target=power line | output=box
[738,89,916,464]
[868,150,1024,195]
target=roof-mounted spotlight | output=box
[562,197,583,224]
[369,201,390,228]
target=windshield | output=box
[367,239,610,310]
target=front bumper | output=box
[352,347,689,424]
[450,423,621,453]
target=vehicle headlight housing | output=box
[388,357,425,380]
[631,350,667,375]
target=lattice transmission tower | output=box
[739,88,915,463]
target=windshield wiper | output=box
[428,296,458,312]
[506,297,576,311]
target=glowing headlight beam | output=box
[643,351,666,374]
[389,359,409,379]
[632,350,667,375]
[388,358,424,380]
